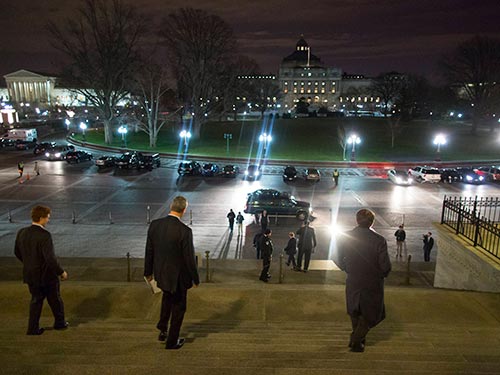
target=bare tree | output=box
[370,72,405,148]
[160,8,236,138]
[337,124,347,161]
[441,36,500,134]
[48,0,146,144]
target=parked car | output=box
[408,166,441,183]
[45,145,75,160]
[283,165,298,182]
[95,155,117,170]
[440,168,461,183]
[178,160,202,176]
[66,150,93,164]
[456,167,485,184]
[222,165,239,178]
[474,166,500,181]
[387,169,412,185]
[303,168,321,182]
[202,163,220,176]
[15,140,37,150]
[0,138,17,148]
[33,142,56,155]
[139,153,161,170]
[244,189,311,220]
[244,164,262,180]
[116,152,142,169]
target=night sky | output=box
[2,0,500,82]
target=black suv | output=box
[140,153,161,170]
[33,142,56,155]
[178,160,202,176]
[116,152,142,169]
[95,156,117,170]
[283,165,297,181]
[202,163,219,176]
[244,189,311,219]
[440,168,460,183]
[66,150,93,164]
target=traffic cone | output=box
[26,174,30,181]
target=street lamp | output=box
[224,133,232,156]
[433,134,446,161]
[179,130,191,153]
[347,134,361,161]
[259,132,272,155]
[79,122,87,141]
[118,126,128,148]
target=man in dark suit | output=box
[259,229,273,282]
[14,205,69,335]
[295,221,317,272]
[144,196,200,350]
[336,209,391,352]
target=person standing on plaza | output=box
[253,231,263,259]
[336,209,391,353]
[236,212,244,235]
[333,169,340,186]
[423,232,434,262]
[259,229,273,282]
[284,232,297,268]
[14,205,69,335]
[33,161,40,176]
[227,209,236,231]
[144,196,200,350]
[18,161,24,178]
[260,210,269,233]
[295,221,317,272]
[394,224,406,258]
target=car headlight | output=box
[244,170,249,175]
[255,171,260,176]
[55,153,61,158]
[466,175,472,181]
[308,207,313,213]
[479,176,484,181]
[395,177,402,183]
[45,152,49,157]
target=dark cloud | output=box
[1,0,500,80]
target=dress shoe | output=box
[303,269,308,273]
[166,338,185,350]
[54,321,69,330]
[285,262,290,267]
[348,337,365,348]
[350,342,365,353]
[259,277,269,283]
[158,331,167,341]
[27,328,45,336]
[294,267,302,272]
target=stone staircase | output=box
[1,281,500,375]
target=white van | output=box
[3,128,38,142]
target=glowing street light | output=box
[224,133,232,156]
[118,126,128,148]
[259,132,272,155]
[433,134,446,161]
[79,122,87,141]
[179,130,192,153]
[347,134,361,161]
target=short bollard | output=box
[205,251,211,283]
[126,252,131,282]
[190,210,193,225]
[405,254,412,285]
[146,205,151,224]
[109,211,114,224]
[8,209,12,223]
[72,210,76,224]
[279,252,284,284]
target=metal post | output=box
[205,251,210,283]
[109,211,113,224]
[126,252,131,282]
[147,205,151,224]
[72,210,76,224]
[279,252,284,284]
[8,209,12,223]
[405,254,412,285]
[190,209,193,225]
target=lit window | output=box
[294,82,297,86]
[308,82,311,85]
[301,82,304,86]
[284,89,288,93]
[293,89,297,93]
[315,82,318,85]
[307,89,311,93]
[331,89,335,93]
[321,89,325,94]
[322,82,325,86]
[308,73,311,77]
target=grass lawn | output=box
[74,118,500,162]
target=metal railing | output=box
[441,196,500,259]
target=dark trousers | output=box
[350,314,370,345]
[229,220,234,231]
[157,287,187,347]
[297,248,312,270]
[27,282,65,334]
[286,253,297,267]
[256,247,261,259]
[260,257,271,280]
[424,248,431,262]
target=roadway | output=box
[0,139,499,264]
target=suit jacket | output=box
[296,226,317,250]
[336,226,391,327]
[259,235,274,259]
[144,215,200,293]
[284,237,297,255]
[14,225,64,286]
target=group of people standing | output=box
[394,224,434,262]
